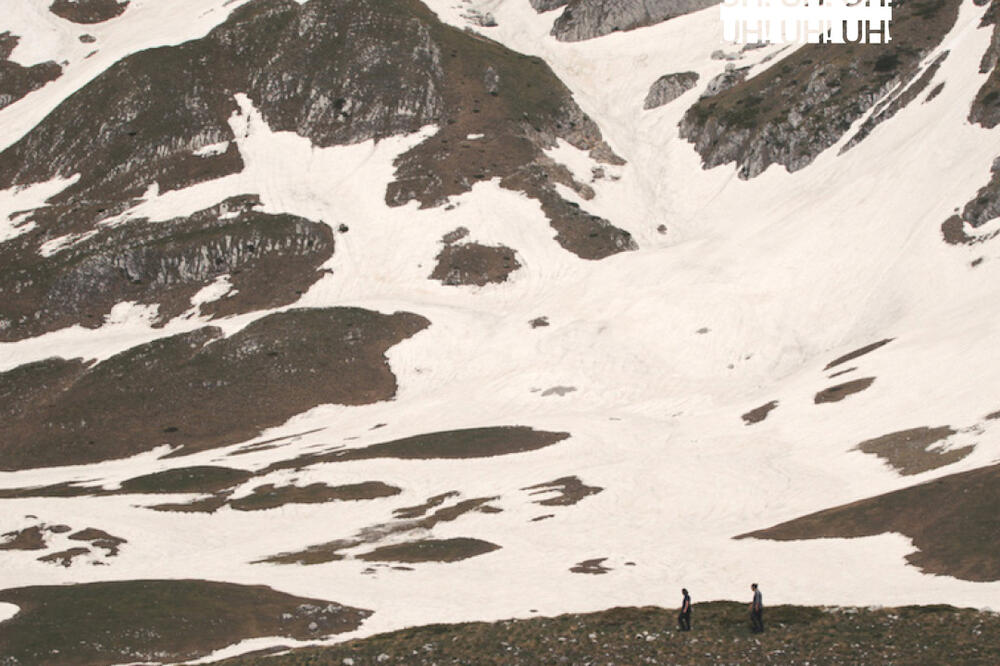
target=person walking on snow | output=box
[678,588,692,631]
[749,583,764,633]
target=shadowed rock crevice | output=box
[0,195,334,342]
[0,580,371,665]
[0,32,62,111]
[679,0,962,179]
[738,462,1000,581]
[0,307,429,470]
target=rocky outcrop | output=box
[49,0,130,23]
[700,65,748,99]
[679,0,963,179]
[970,0,1000,127]
[643,71,699,109]
[0,307,429,470]
[550,0,718,42]
[1,0,632,264]
[0,32,61,111]
[0,195,334,341]
[940,156,1000,244]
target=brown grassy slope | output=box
[739,462,1000,581]
[0,579,370,666]
[218,603,1000,665]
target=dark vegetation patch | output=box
[259,494,500,565]
[0,33,62,111]
[814,377,875,404]
[148,493,233,514]
[356,538,500,563]
[218,602,1000,665]
[828,366,856,378]
[522,476,602,506]
[854,425,971,475]
[430,241,522,286]
[392,491,460,519]
[570,557,611,574]
[229,481,401,511]
[741,400,777,425]
[37,547,90,567]
[529,316,549,328]
[549,0,719,42]
[1,0,632,261]
[679,0,963,178]
[740,462,1000,581]
[0,579,371,665]
[824,338,893,370]
[0,307,428,470]
[49,0,129,23]
[0,195,334,341]
[121,466,253,494]
[262,426,570,473]
[68,528,126,556]
[0,526,46,551]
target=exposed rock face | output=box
[941,156,1000,244]
[0,32,62,111]
[643,71,699,109]
[0,195,334,341]
[550,0,718,42]
[49,0,130,24]
[971,0,1000,127]
[841,51,949,153]
[0,307,429,470]
[679,0,962,178]
[0,0,632,261]
[700,65,749,98]
[0,0,447,203]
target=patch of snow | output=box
[38,228,99,257]
[466,133,485,140]
[193,141,231,157]
[0,603,18,624]
[0,174,79,243]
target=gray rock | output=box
[643,71,698,109]
[699,66,748,99]
[551,0,719,42]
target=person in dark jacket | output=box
[749,583,764,633]
[678,588,692,631]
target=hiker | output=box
[678,588,692,631]
[749,583,764,633]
